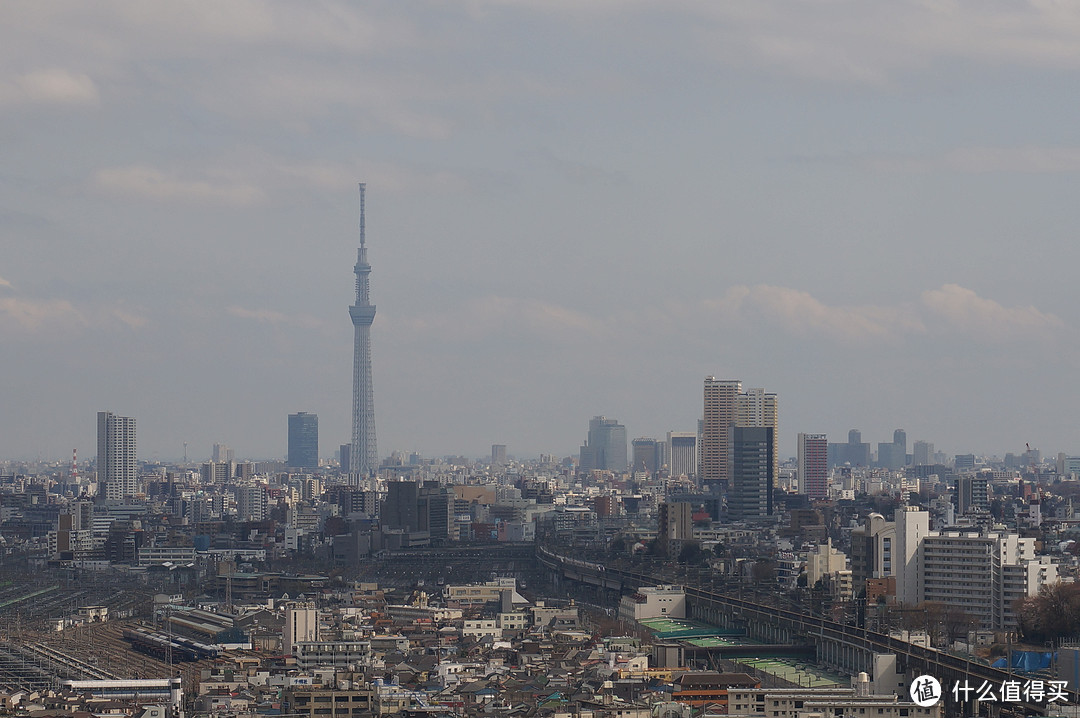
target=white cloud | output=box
[110,308,149,330]
[228,305,324,330]
[0,277,12,290]
[486,0,1080,85]
[701,283,1063,343]
[692,1,1080,84]
[921,284,1063,336]
[704,285,923,341]
[0,293,152,333]
[0,68,99,106]
[92,166,265,206]
[0,297,83,331]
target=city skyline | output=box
[5,3,1080,461]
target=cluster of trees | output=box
[896,601,978,646]
[1014,582,1080,643]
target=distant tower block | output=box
[491,444,507,466]
[97,411,137,501]
[288,412,319,469]
[349,183,378,482]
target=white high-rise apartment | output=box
[97,411,137,501]
[894,507,1058,630]
[283,602,318,656]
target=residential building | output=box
[97,411,137,501]
[894,507,1059,629]
[701,378,741,488]
[954,474,989,515]
[658,501,693,555]
[806,539,847,589]
[850,513,895,596]
[235,485,267,522]
[797,433,828,500]
[283,602,318,657]
[293,641,371,670]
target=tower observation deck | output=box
[349,183,377,480]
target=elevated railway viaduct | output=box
[538,546,1079,716]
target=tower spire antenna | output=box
[350,182,377,483]
[358,182,366,248]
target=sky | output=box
[3,1,1080,464]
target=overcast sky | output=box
[3,1,1080,464]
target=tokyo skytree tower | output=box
[349,183,377,480]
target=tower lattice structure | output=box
[349,183,377,481]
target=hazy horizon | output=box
[4,2,1080,464]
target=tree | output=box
[678,543,704,564]
[751,559,776,583]
[943,605,978,645]
[1015,582,1080,643]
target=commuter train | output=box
[122,628,221,662]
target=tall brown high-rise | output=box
[700,377,740,488]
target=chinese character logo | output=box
[911,675,942,707]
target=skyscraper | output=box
[349,183,378,480]
[212,443,234,462]
[97,411,136,501]
[667,431,697,478]
[912,440,934,466]
[877,428,907,470]
[578,416,627,473]
[737,387,778,483]
[339,443,350,473]
[798,433,828,500]
[631,438,659,474]
[729,426,774,520]
[701,377,740,489]
[828,429,871,467]
[288,412,319,469]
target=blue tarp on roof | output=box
[991,651,1054,671]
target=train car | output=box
[122,629,219,662]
